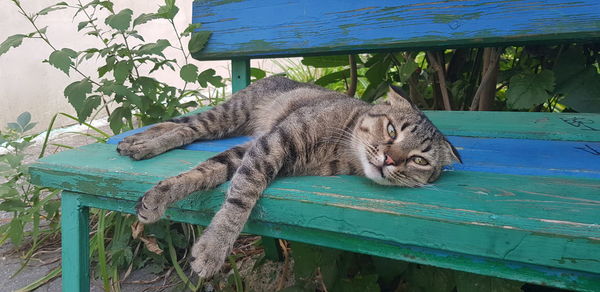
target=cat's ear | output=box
[388,85,415,109]
[443,140,463,164]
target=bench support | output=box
[61,191,90,292]
[231,58,251,93]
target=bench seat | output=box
[30,111,600,291]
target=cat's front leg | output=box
[136,145,248,223]
[117,122,196,160]
[191,134,284,278]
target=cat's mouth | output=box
[368,161,385,178]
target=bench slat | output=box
[29,143,600,275]
[191,0,600,60]
[107,111,600,143]
[73,192,600,291]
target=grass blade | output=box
[14,267,61,292]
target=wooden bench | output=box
[30,1,600,291]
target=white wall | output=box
[0,1,282,133]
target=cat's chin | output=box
[362,162,395,186]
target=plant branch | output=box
[346,54,357,97]
[470,48,502,111]
[120,33,140,78]
[169,19,189,64]
[426,51,452,110]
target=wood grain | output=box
[29,143,600,276]
[191,0,600,60]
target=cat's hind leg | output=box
[136,144,248,223]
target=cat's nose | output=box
[384,154,395,166]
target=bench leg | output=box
[61,191,90,292]
[231,58,251,93]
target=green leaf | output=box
[372,256,408,288]
[0,199,29,211]
[0,34,27,56]
[108,107,130,134]
[97,1,114,13]
[302,55,350,68]
[455,271,522,292]
[251,67,267,80]
[133,13,159,27]
[114,61,133,84]
[180,64,198,83]
[77,20,91,31]
[8,218,24,246]
[7,122,22,132]
[291,242,341,289]
[98,56,116,77]
[157,0,179,19]
[398,58,419,82]
[553,46,600,113]
[188,31,212,54]
[137,39,170,56]
[365,55,392,83]
[48,48,77,75]
[403,264,455,292]
[361,80,389,103]
[64,79,98,122]
[506,70,555,110]
[315,69,351,87]
[334,274,380,292]
[16,112,31,128]
[559,68,600,113]
[197,69,224,87]
[135,76,160,97]
[37,2,68,16]
[105,8,133,31]
[181,23,202,37]
[23,122,36,132]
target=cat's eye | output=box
[411,156,429,166]
[387,122,397,139]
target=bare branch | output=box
[426,51,452,110]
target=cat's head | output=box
[353,86,461,187]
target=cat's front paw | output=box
[135,187,168,224]
[190,231,231,278]
[117,139,163,160]
[116,122,181,160]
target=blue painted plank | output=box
[107,130,600,179]
[107,126,253,152]
[191,0,600,60]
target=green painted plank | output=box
[61,192,90,292]
[29,143,600,274]
[73,192,600,292]
[231,58,250,93]
[425,111,600,142]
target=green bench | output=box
[30,1,600,291]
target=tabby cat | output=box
[117,76,461,278]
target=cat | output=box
[117,76,461,278]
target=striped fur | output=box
[117,76,461,278]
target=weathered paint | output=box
[107,111,600,145]
[61,192,90,292]
[231,58,250,92]
[30,143,600,277]
[190,0,600,60]
[107,117,600,179]
[70,191,600,291]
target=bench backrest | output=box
[191,0,600,60]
